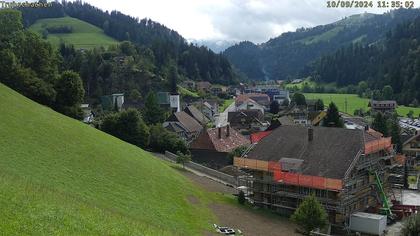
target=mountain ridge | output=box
[223,8,420,81]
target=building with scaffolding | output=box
[234,125,398,227]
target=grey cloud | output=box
[201,0,386,43]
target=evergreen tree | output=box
[372,112,388,136]
[388,114,402,153]
[323,102,343,128]
[291,194,328,235]
[382,85,394,100]
[143,92,166,125]
[314,99,324,111]
[238,190,246,205]
[270,100,280,114]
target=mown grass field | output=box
[0,83,215,235]
[304,93,420,117]
[29,17,118,49]
[178,85,199,98]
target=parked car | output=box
[213,224,242,235]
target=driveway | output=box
[215,102,236,127]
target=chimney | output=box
[218,127,222,139]
[308,127,314,142]
[226,125,230,137]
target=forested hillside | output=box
[305,16,420,106]
[223,9,420,81]
[18,1,239,86]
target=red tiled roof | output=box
[190,126,250,152]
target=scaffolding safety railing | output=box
[364,137,392,155]
[234,157,343,191]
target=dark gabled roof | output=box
[166,111,203,133]
[184,105,209,125]
[228,110,264,125]
[247,126,364,179]
[190,126,250,152]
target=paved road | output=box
[215,102,236,127]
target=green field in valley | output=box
[304,93,420,117]
[0,83,216,235]
[29,17,118,49]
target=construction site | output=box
[233,125,415,234]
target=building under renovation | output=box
[234,125,398,227]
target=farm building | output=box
[190,125,250,169]
[228,110,266,132]
[234,125,398,226]
[369,100,397,113]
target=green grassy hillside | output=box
[29,17,118,49]
[0,83,214,235]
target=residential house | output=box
[288,107,309,125]
[190,125,250,169]
[184,105,209,126]
[163,111,203,143]
[369,100,397,113]
[198,100,219,121]
[228,110,266,132]
[196,81,212,92]
[235,98,265,114]
[210,85,228,96]
[234,126,396,226]
[235,93,270,107]
[100,93,124,111]
[272,90,290,105]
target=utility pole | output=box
[345,97,348,114]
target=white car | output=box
[213,224,242,235]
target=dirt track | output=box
[180,169,299,236]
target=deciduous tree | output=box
[291,194,328,235]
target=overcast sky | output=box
[84,0,400,43]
